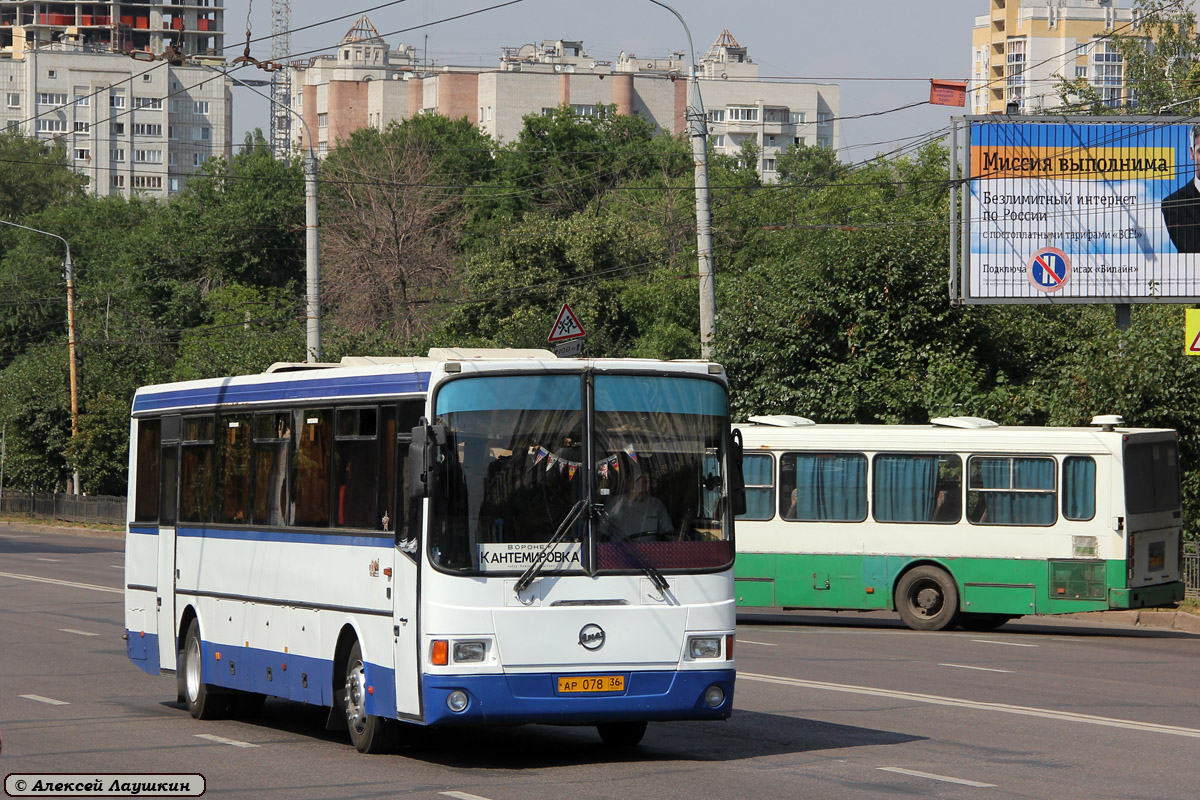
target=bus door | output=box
[393,544,420,716]
[156,415,180,671]
[392,408,423,718]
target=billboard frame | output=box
[950,114,1200,306]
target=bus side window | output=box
[179,416,215,524]
[133,418,161,523]
[736,453,775,520]
[1063,456,1096,521]
[395,399,425,549]
[216,414,252,524]
[292,409,332,528]
[253,412,290,527]
[333,407,379,529]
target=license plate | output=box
[557,675,624,693]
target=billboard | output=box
[952,116,1200,304]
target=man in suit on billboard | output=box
[1162,125,1200,253]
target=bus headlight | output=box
[704,685,725,708]
[453,641,486,663]
[446,690,470,713]
[689,636,722,659]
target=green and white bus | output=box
[733,415,1186,631]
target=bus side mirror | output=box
[730,428,747,517]
[409,421,448,501]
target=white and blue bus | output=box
[124,349,739,751]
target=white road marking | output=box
[440,793,494,800]
[111,565,124,569]
[972,639,1037,647]
[0,571,121,594]
[939,663,1014,674]
[735,639,778,647]
[877,767,996,788]
[59,628,99,637]
[739,672,1200,738]
[21,694,69,706]
[36,557,61,562]
[194,734,259,749]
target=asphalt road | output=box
[2,524,1198,800]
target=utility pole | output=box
[0,220,80,494]
[649,1,716,360]
[217,69,322,362]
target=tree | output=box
[494,105,665,220]
[318,117,497,349]
[0,130,87,221]
[1056,1,1200,113]
[715,144,986,423]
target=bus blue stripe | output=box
[176,526,395,548]
[132,372,431,413]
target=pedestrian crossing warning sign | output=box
[1187,309,1200,356]
[548,303,586,343]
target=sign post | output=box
[548,303,586,357]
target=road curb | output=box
[1069,608,1200,633]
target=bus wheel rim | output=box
[345,660,367,734]
[185,635,201,701]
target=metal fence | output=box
[0,491,126,526]
[1186,543,1200,599]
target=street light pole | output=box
[649,1,717,360]
[216,70,323,362]
[0,219,81,494]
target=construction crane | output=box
[269,0,293,159]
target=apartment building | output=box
[970,0,1136,114]
[293,19,839,182]
[0,1,231,197]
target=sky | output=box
[230,0,988,162]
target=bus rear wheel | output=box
[895,566,959,631]
[597,721,647,747]
[342,641,395,754]
[958,613,1015,631]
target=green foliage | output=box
[0,345,74,491]
[0,130,87,220]
[1056,1,1200,113]
[172,284,305,380]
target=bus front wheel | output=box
[181,619,229,719]
[597,721,647,747]
[895,566,959,631]
[342,641,395,754]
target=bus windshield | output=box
[430,372,733,575]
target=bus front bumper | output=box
[418,668,735,727]
[1109,581,1186,609]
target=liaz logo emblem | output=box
[578,623,605,651]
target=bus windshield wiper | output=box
[595,509,671,594]
[515,499,587,594]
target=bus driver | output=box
[607,472,672,541]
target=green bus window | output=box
[1125,441,1181,514]
[133,418,161,522]
[737,454,774,520]
[873,453,961,523]
[967,455,1056,526]
[1063,456,1096,521]
[782,452,867,522]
